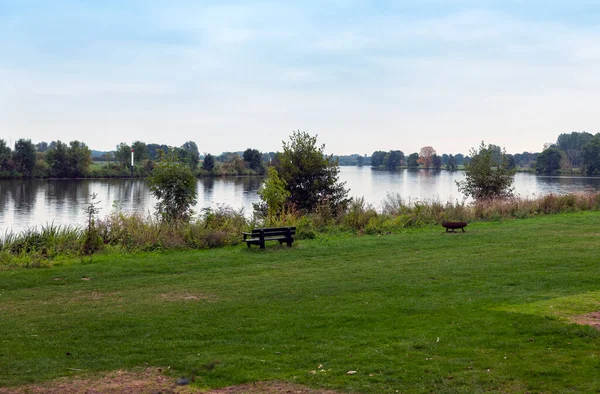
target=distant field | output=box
[2,212,600,392]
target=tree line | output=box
[1,130,599,179]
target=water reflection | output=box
[2,169,600,233]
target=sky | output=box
[1,1,600,156]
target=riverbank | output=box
[2,212,600,392]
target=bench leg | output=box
[461,227,465,232]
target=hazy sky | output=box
[2,1,599,155]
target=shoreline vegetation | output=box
[2,131,600,180]
[2,191,600,269]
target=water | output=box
[2,167,600,233]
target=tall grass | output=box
[3,192,600,267]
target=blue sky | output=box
[2,0,600,155]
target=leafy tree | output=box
[407,153,420,169]
[356,156,364,166]
[370,151,387,167]
[243,148,264,172]
[132,141,149,163]
[13,139,36,177]
[384,150,403,170]
[45,141,70,178]
[148,143,169,161]
[456,142,516,200]
[417,146,436,170]
[557,131,593,168]
[114,143,132,167]
[446,154,458,171]
[202,153,215,172]
[148,150,198,223]
[179,141,199,169]
[35,141,49,152]
[257,167,290,220]
[68,141,92,177]
[582,134,600,175]
[432,154,442,170]
[536,147,564,175]
[277,131,349,212]
[0,139,13,175]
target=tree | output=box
[68,141,92,177]
[257,167,290,220]
[536,147,564,174]
[446,154,458,171]
[202,153,215,172]
[356,156,364,166]
[582,134,600,175]
[13,139,36,177]
[407,153,420,169]
[417,146,436,170]
[384,150,403,170]
[557,131,593,169]
[456,142,516,200]
[114,143,132,167]
[0,139,13,175]
[148,143,169,161]
[370,151,387,167]
[132,141,149,163]
[243,148,264,172]
[432,154,442,170]
[45,141,70,178]
[147,150,198,223]
[35,141,49,152]
[277,131,349,212]
[179,141,199,169]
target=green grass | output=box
[2,212,600,392]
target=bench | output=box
[442,221,468,233]
[242,226,296,249]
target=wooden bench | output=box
[442,221,468,232]
[242,227,296,249]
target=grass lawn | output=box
[2,212,600,392]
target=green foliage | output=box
[132,141,149,163]
[243,148,264,173]
[13,139,36,177]
[536,147,565,174]
[147,150,198,223]
[202,153,216,172]
[81,193,102,256]
[557,131,593,168]
[44,141,70,177]
[432,154,442,170]
[384,150,403,170]
[582,134,600,175]
[457,141,516,200]
[446,154,458,171]
[370,151,387,167]
[257,167,290,220]
[68,141,92,177]
[406,152,420,169]
[179,141,200,169]
[278,131,350,212]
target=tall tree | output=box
[407,153,420,169]
[243,148,264,172]
[536,147,564,175]
[202,153,215,172]
[179,141,199,169]
[277,131,349,212]
[114,143,132,167]
[384,150,403,170]
[432,154,442,170]
[556,131,593,168]
[582,134,600,175]
[13,139,36,177]
[370,151,387,167]
[68,141,92,177]
[446,154,458,171]
[417,146,436,169]
[45,141,70,177]
[0,139,13,174]
[456,142,516,200]
[132,141,149,163]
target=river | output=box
[2,167,600,233]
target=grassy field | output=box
[2,212,600,392]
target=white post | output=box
[130,149,134,177]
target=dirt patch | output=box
[0,370,341,394]
[572,311,600,329]
[160,292,218,303]
[205,381,342,393]
[0,368,192,394]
